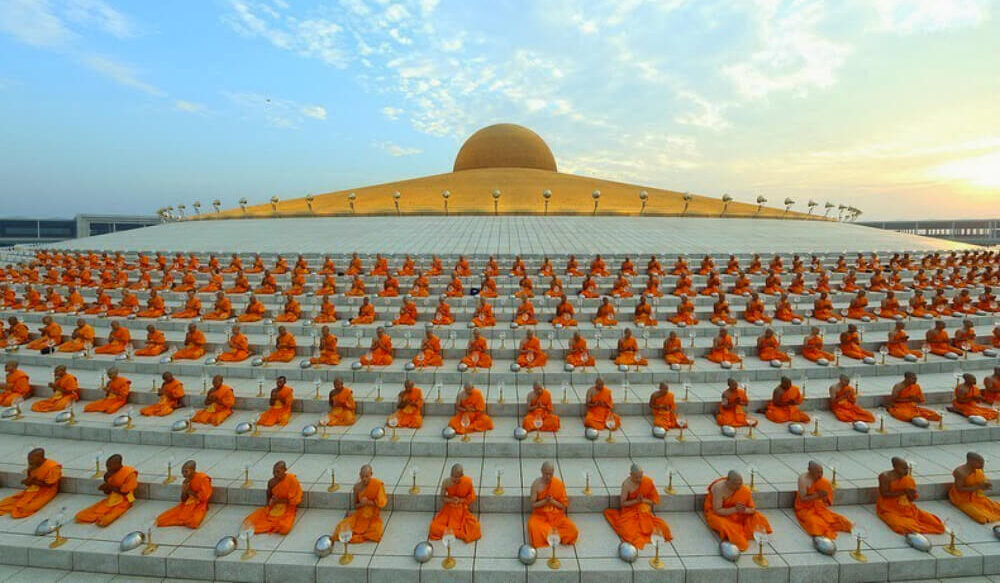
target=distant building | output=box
[859,218,998,247]
[0,214,159,247]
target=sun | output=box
[932,151,1000,188]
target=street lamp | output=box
[270,196,280,213]
[192,201,201,215]
[720,194,733,217]
[392,191,401,216]
[807,200,818,215]
[176,204,186,219]
[681,192,693,216]
[491,189,501,215]
[238,198,248,215]
[638,190,648,215]
[305,194,315,214]
[823,201,835,218]
[783,197,795,217]
[754,195,767,217]
[542,189,552,215]
[212,199,221,214]
[348,192,356,214]
[591,190,601,215]
[441,190,450,216]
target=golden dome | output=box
[453,123,557,172]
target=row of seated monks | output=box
[2,449,997,553]
[4,359,998,433]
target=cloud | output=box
[299,104,327,119]
[673,91,731,131]
[64,0,135,38]
[223,90,327,128]
[0,0,75,47]
[873,0,990,34]
[381,106,404,120]
[174,99,207,114]
[80,53,164,96]
[226,0,348,67]
[375,141,423,157]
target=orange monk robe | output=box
[949,469,1000,523]
[615,337,648,366]
[886,330,921,359]
[584,386,621,430]
[876,474,944,534]
[706,334,741,363]
[257,385,294,426]
[743,301,771,324]
[651,390,680,429]
[156,472,212,528]
[763,385,810,423]
[704,477,772,551]
[593,303,618,326]
[795,477,851,539]
[517,336,548,368]
[528,477,578,548]
[27,321,61,350]
[246,473,302,535]
[471,304,496,327]
[57,290,84,312]
[57,324,95,352]
[0,458,62,518]
[879,297,904,319]
[84,376,131,414]
[134,329,167,356]
[566,336,595,367]
[669,300,698,325]
[522,389,560,432]
[198,273,223,293]
[432,303,454,325]
[310,334,341,366]
[927,329,962,356]
[192,385,235,426]
[663,337,693,365]
[757,336,789,362]
[360,334,393,366]
[334,478,388,543]
[327,388,355,426]
[314,300,338,323]
[217,333,250,362]
[394,386,424,428]
[813,297,838,321]
[202,297,233,320]
[226,275,250,294]
[716,388,753,427]
[274,300,301,322]
[551,301,577,326]
[412,336,443,367]
[136,295,165,318]
[265,332,297,362]
[171,296,202,319]
[449,388,494,433]
[952,384,998,420]
[604,476,672,548]
[346,257,363,275]
[802,335,834,362]
[140,379,185,416]
[775,301,800,322]
[31,373,79,412]
[173,329,207,360]
[514,302,538,325]
[393,301,418,325]
[429,475,481,542]
[2,322,30,348]
[94,326,131,355]
[954,327,987,353]
[839,331,872,360]
[75,465,138,527]
[350,303,376,325]
[610,277,632,298]
[315,276,337,295]
[888,383,941,422]
[829,384,874,422]
[460,337,492,368]
[633,303,657,326]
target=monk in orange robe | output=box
[717,379,755,427]
[346,253,363,275]
[257,376,293,426]
[604,465,671,548]
[265,326,297,362]
[812,292,839,321]
[649,382,680,429]
[584,378,621,430]
[310,326,340,366]
[710,295,736,326]
[706,328,741,364]
[191,375,234,426]
[795,462,851,538]
[156,461,212,528]
[170,290,201,319]
[237,295,266,322]
[522,382,559,432]
[27,316,62,351]
[761,376,809,423]
[954,319,987,353]
[412,329,443,367]
[756,328,789,362]
[371,255,390,277]
[75,454,138,527]
[986,367,999,403]
[57,319,94,352]
[171,323,205,360]
[391,298,418,326]
[94,321,130,355]
[360,327,393,366]
[926,320,963,357]
[566,332,595,368]
[528,462,578,548]
[885,322,921,359]
[877,457,944,534]
[134,325,167,356]
[743,293,771,324]
[801,327,834,362]
[350,297,376,325]
[593,298,618,326]
[461,330,491,368]
[392,380,423,428]
[551,294,577,326]
[334,464,388,542]
[429,463,481,542]
[226,272,250,294]
[245,461,302,535]
[705,471,772,551]
[471,298,495,327]
[201,292,232,321]
[134,290,165,318]
[2,317,30,348]
[32,365,79,412]
[887,372,941,421]
[839,324,872,360]
[141,372,185,416]
[432,298,454,325]
[632,296,656,326]
[217,325,250,362]
[614,328,647,366]
[313,295,338,323]
[85,368,130,414]
[662,331,692,365]
[950,373,997,420]
[0,448,61,518]
[449,383,493,434]
[274,296,300,322]
[513,297,537,325]
[517,329,547,369]
[828,375,874,422]
[949,453,1000,524]
[669,296,698,326]
[326,378,355,426]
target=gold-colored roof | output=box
[453,124,557,172]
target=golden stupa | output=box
[201,123,819,220]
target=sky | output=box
[0,0,997,221]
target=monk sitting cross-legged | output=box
[955,319,987,353]
[237,294,267,322]
[141,372,185,417]
[706,327,741,364]
[393,298,418,326]
[202,292,232,321]
[334,464,388,543]
[717,378,756,427]
[173,323,206,360]
[566,331,595,368]
[359,327,393,366]
[649,382,680,429]
[839,324,872,361]
[84,368,130,414]
[431,297,454,325]
[949,373,998,420]
[245,461,302,535]
[392,380,424,428]
[760,376,809,423]
[265,326,297,362]
[428,463,482,542]
[522,382,560,432]
[662,331,693,366]
[412,328,443,368]
[517,329,548,369]
[756,327,789,362]
[257,376,294,427]
[633,296,656,326]
[877,457,944,535]
[171,290,201,319]
[514,297,537,326]
[449,383,493,435]
[593,297,618,326]
[802,327,834,363]
[0,448,61,519]
[885,322,922,360]
[57,318,94,353]
[94,321,130,355]
[828,375,874,423]
[604,464,671,549]
[350,298,376,325]
[191,375,235,426]
[461,330,491,369]
[471,298,496,327]
[949,452,1000,524]
[926,320,963,358]
[614,328,648,367]
[704,470,772,551]
[795,461,852,539]
[218,325,251,362]
[551,294,577,327]
[669,296,698,326]
[886,372,941,422]
[326,378,355,426]
[310,326,341,366]
[156,461,212,529]
[75,454,138,527]
[32,365,79,412]
[584,378,621,431]
[528,462,578,548]
[274,296,301,323]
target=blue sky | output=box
[0,0,997,220]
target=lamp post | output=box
[783,197,794,217]
[441,190,450,215]
[393,191,401,216]
[176,204,186,219]
[542,189,552,215]
[837,204,846,221]
[270,196,279,213]
[591,190,601,215]
[348,192,356,214]
[305,194,314,214]
[492,189,501,215]
[823,201,835,217]
[681,192,693,215]
[639,190,648,215]
[192,201,201,215]
[212,199,221,214]
[754,195,767,217]
[720,194,733,217]
[238,198,248,215]
[807,199,818,215]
